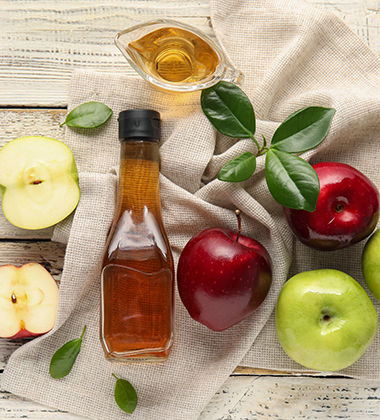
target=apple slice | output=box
[0,263,58,339]
[0,136,80,230]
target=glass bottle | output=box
[100,109,174,361]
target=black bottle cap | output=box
[118,109,161,141]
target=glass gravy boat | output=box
[115,19,242,92]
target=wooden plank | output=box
[233,366,312,376]
[0,109,65,147]
[1,374,380,419]
[0,240,65,280]
[305,0,379,56]
[201,376,380,419]
[0,385,81,419]
[0,1,211,106]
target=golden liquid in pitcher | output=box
[128,27,219,83]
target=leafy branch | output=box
[201,81,336,211]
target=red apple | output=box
[177,211,272,331]
[284,162,379,251]
[0,263,59,339]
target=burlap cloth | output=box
[2,0,380,419]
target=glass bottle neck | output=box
[116,140,161,216]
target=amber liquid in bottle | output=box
[100,138,174,361]
[128,27,219,83]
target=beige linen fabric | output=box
[3,0,380,419]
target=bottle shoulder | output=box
[104,208,173,267]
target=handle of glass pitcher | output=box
[221,65,244,85]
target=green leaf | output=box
[49,326,86,379]
[271,107,335,153]
[201,81,255,138]
[113,374,138,414]
[61,101,113,128]
[218,152,256,182]
[265,149,319,211]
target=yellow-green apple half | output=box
[276,269,378,371]
[363,229,380,301]
[0,136,80,230]
[0,263,59,339]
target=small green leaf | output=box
[265,149,319,211]
[201,81,255,138]
[49,326,86,379]
[271,107,335,153]
[113,374,138,414]
[61,101,113,128]
[218,152,256,182]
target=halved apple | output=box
[0,263,59,339]
[0,136,80,230]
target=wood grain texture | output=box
[307,0,380,54]
[0,1,211,106]
[201,376,380,419]
[0,240,65,281]
[1,374,380,419]
[1,0,379,106]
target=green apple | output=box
[276,269,378,371]
[363,229,380,301]
[0,136,80,230]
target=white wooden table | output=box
[1,1,380,418]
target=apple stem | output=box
[335,203,345,213]
[11,293,17,304]
[235,209,242,243]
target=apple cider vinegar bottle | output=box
[100,110,174,361]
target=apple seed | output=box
[11,293,17,304]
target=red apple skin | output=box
[284,162,379,251]
[5,329,47,340]
[177,228,272,331]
